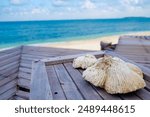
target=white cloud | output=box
[31,8,50,15]
[120,0,144,12]
[82,0,96,9]
[52,0,68,6]
[10,0,25,5]
[31,8,42,14]
[121,0,143,6]
[0,0,150,21]
[67,7,72,11]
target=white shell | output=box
[127,62,143,78]
[105,59,145,94]
[82,56,146,94]
[72,54,97,69]
[83,65,106,87]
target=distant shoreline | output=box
[0,16,150,22]
[0,31,150,51]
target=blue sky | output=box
[0,0,150,21]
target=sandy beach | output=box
[0,31,150,51]
[32,31,150,51]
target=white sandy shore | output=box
[32,31,150,51]
[0,31,150,51]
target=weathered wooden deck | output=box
[0,46,94,100]
[30,36,150,100]
[115,36,150,68]
[31,51,149,100]
[1,35,150,100]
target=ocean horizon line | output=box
[0,16,150,23]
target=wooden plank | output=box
[46,66,66,100]
[0,61,19,71]
[9,96,15,100]
[0,80,17,95]
[119,93,141,100]
[143,65,150,69]
[21,57,37,62]
[16,90,29,99]
[116,50,147,54]
[0,87,16,100]
[0,73,17,87]
[145,80,150,91]
[118,56,150,61]
[21,54,46,61]
[22,53,46,58]
[122,59,150,64]
[22,45,92,54]
[0,55,20,67]
[116,48,149,51]
[22,45,68,52]
[116,52,150,64]
[0,63,19,75]
[0,51,20,61]
[143,73,150,83]
[20,61,32,69]
[22,50,90,58]
[144,36,150,40]
[0,64,19,78]
[14,96,27,100]
[18,72,31,80]
[115,51,148,55]
[22,51,56,57]
[43,51,104,66]
[30,61,53,100]
[54,64,83,100]
[0,46,21,55]
[115,51,150,57]
[117,53,150,58]
[20,59,32,65]
[23,46,86,57]
[63,62,103,100]
[17,78,30,89]
[133,61,150,64]
[116,45,147,48]
[116,45,145,48]
[143,46,150,53]
[22,46,62,53]
[118,56,149,62]
[93,87,122,100]
[115,36,150,61]
[116,47,146,51]
[135,89,150,100]
[117,40,148,45]
[116,46,150,50]
[19,67,31,74]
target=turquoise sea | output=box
[0,17,150,48]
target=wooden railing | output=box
[30,60,53,100]
[0,46,22,99]
[42,51,105,65]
